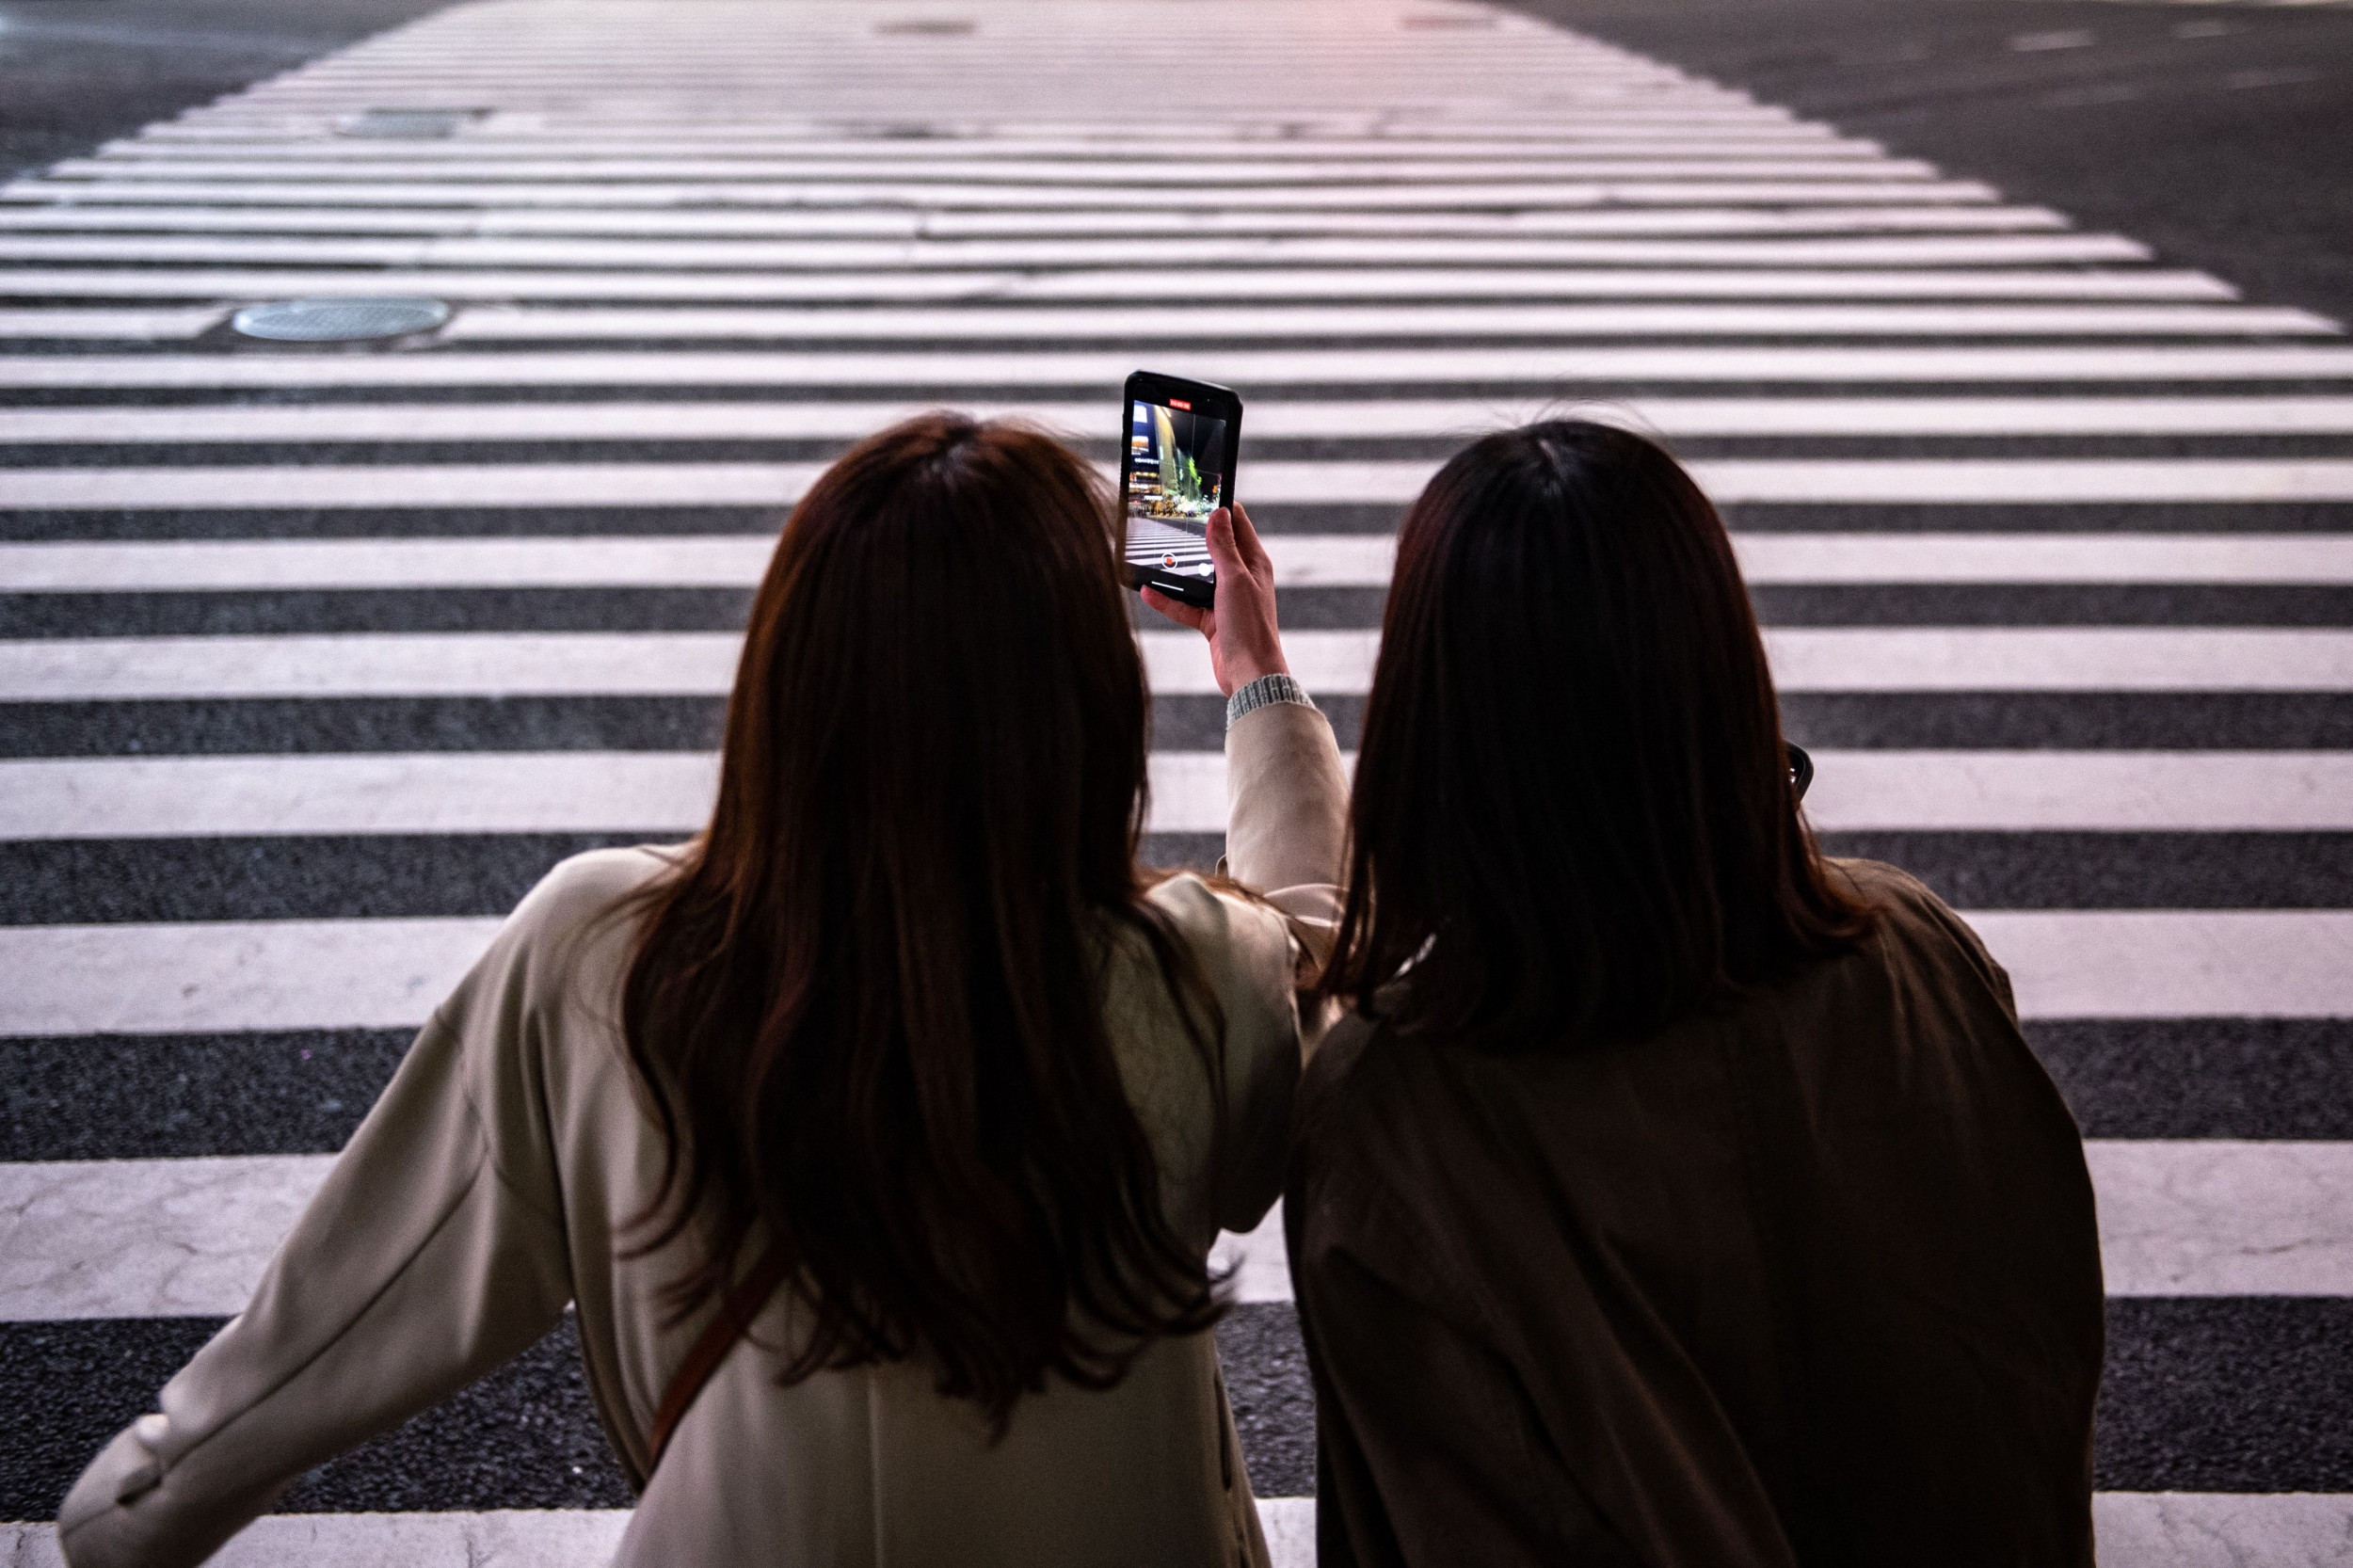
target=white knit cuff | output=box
[1226,672,1316,729]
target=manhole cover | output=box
[876,19,974,35]
[231,297,452,343]
[338,108,488,139]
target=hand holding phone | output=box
[1119,370,1241,610]
[1142,503,1289,699]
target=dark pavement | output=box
[0,0,453,178]
[1504,0,2353,327]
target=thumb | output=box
[1202,506,1247,580]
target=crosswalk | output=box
[2,0,2349,1561]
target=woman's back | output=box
[1289,858,2102,1568]
[488,849,1306,1567]
[1293,420,2104,1567]
[56,418,1354,1568]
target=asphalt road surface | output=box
[2,0,2350,1562]
[1507,0,2353,328]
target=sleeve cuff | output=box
[1226,672,1316,730]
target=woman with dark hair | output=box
[1286,421,2105,1567]
[59,414,1349,1567]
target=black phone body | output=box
[1119,370,1241,609]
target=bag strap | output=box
[648,1241,792,1471]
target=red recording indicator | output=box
[1167,398,1191,410]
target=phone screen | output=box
[1123,394,1230,588]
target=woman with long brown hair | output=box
[59,414,1348,1567]
[1286,420,2105,1567]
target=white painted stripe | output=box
[0,177,2008,208]
[0,204,2081,239]
[1212,1140,2353,1304]
[0,232,2153,271]
[0,536,785,591]
[0,1505,1316,1568]
[94,134,1889,159]
[6,629,2348,700]
[10,1138,2348,1320]
[2,908,2345,1032]
[2089,1141,2353,1297]
[0,1506,1347,1568]
[1,1155,332,1320]
[0,1512,636,1568]
[50,153,1945,181]
[1731,533,2353,585]
[12,459,2353,509]
[24,394,2353,444]
[8,750,2350,840]
[8,344,2350,390]
[0,264,2220,302]
[0,753,724,839]
[1754,629,2353,693]
[1971,912,2353,1019]
[7,532,2349,594]
[2091,1495,2353,1568]
[0,307,225,339]
[1801,754,2353,831]
[0,918,507,1034]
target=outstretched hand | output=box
[1141,503,1289,698]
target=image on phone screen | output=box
[1123,395,1229,587]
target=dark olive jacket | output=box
[1285,859,2104,1568]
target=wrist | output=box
[1226,671,1315,728]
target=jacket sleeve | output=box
[56,898,584,1568]
[1222,698,1349,968]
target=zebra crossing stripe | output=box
[8,344,2344,397]
[7,1138,2349,1320]
[24,395,2353,443]
[8,1499,2353,1568]
[4,532,2331,591]
[0,263,2229,300]
[15,458,2353,509]
[9,344,2349,389]
[7,629,2350,700]
[0,206,2089,239]
[2,911,2345,1036]
[5,751,2351,840]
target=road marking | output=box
[0,264,2226,302]
[0,177,2010,209]
[13,458,2353,508]
[9,344,2350,390]
[7,532,2351,593]
[7,751,2348,840]
[26,395,2353,444]
[46,153,1951,182]
[0,233,2160,274]
[3,1501,2351,1568]
[13,1138,2349,1319]
[0,205,2083,239]
[7,629,2349,700]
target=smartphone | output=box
[1119,370,1242,609]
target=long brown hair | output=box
[621,412,1221,1429]
[1322,419,1874,1048]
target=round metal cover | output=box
[231,297,451,343]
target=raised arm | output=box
[1143,503,1348,956]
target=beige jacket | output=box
[60,699,1350,1568]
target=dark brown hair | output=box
[621,412,1221,1429]
[1321,419,1874,1048]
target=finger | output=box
[1141,586,1210,632]
[1229,501,1273,576]
[1202,506,1249,580]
